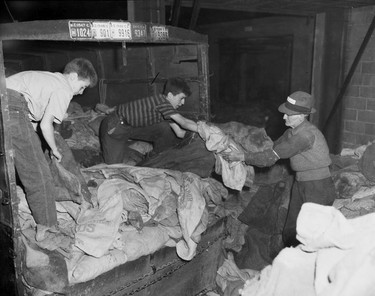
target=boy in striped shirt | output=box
[99,77,199,164]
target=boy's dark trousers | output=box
[7,89,58,227]
[99,113,180,164]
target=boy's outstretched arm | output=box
[170,113,198,133]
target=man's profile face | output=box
[283,113,305,128]
[167,92,186,109]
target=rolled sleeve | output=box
[273,132,314,159]
[244,149,279,167]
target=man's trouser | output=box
[282,176,337,247]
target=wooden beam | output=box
[0,20,208,44]
[171,0,182,26]
[128,0,165,23]
[164,0,375,16]
[189,0,201,30]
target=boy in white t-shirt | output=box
[6,58,98,249]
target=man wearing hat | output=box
[222,91,337,247]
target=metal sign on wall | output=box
[68,20,168,41]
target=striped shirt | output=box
[116,93,178,127]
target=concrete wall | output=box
[342,6,375,148]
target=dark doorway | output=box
[213,35,293,140]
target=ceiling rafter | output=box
[164,0,375,16]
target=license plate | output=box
[151,26,169,40]
[110,22,132,40]
[69,21,92,39]
[69,20,146,41]
[132,23,147,39]
[92,22,111,39]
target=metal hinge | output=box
[1,190,10,205]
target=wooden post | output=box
[189,0,201,30]
[128,0,165,24]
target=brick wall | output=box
[342,6,375,148]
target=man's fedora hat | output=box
[278,91,316,115]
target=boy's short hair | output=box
[163,77,192,97]
[64,58,98,87]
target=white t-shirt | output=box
[6,71,73,124]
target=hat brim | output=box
[278,103,316,115]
